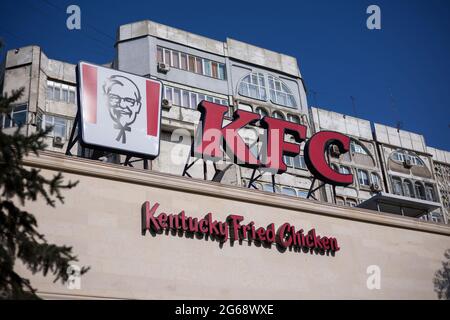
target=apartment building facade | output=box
[0,20,449,225]
[2,20,450,300]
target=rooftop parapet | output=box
[116,20,301,78]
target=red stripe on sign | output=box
[82,64,97,124]
[146,81,161,137]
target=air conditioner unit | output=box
[403,159,412,168]
[53,135,65,147]
[370,183,381,192]
[330,145,341,158]
[157,62,170,73]
[161,98,172,109]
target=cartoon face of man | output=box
[103,75,142,143]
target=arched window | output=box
[238,72,267,101]
[412,156,425,166]
[282,187,297,197]
[340,166,351,175]
[268,75,297,108]
[403,180,414,198]
[237,103,253,112]
[346,198,358,207]
[336,197,345,206]
[391,151,424,166]
[263,183,276,193]
[392,151,406,162]
[350,140,368,155]
[287,114,300,124]
[415,182,426,200]
[255,107,268,117]
[392,176,403,195]
[297,190,308,199]
[272,111,285,120]
[272,111,284,120]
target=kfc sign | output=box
[77,62,162,158]
[76,62,353,187]
[142,201,340,252]
[194,101,353,186]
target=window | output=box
[196,58,204,75]
[182,91,189,108]
[190,92,197,109]
[54,86,60,101]
[293,155,306,170]
[415,182,426,200]
[171,51,179,68]
[268,75,297,108]
[412,156,424,166]
[163,86,227,109]
[218,64,226,80]
[403,180,414,198]
[350,140,368,155]
[298,190,308,199]
[180,53,188,70]
[392,177,403,195]
[340,166,351,175]
[262,184,275,193]
[188,56,195,72]
[283,154,306,170]
[0,105,27,128]
[346,199,358,207]
[238,72,267,101]
[173,88,181,106]
[370,173,381,186]
[430,212,443,223]
[157,47,163,63]
[336,197,345,206]
[282,187,297,197]
[283,155,293,167]
[357,169,370,186]
[287,114,300,124]
[164,49,171,65]
[47,80,76,104]
[255,107,268,117]
[425,184,435,202]
[156,46,226,80]
[237,103,253,112]
[392,151,424,166]
[69,90,76,104]
[43,114,68,138]
[272,111,285,120]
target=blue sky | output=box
[1,0,449,150]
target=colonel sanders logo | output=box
[103,75,142,143]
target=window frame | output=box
[156,46,226,80]
[163,85,228,109]
[267,74,297,108]
[238,72,267,101]
[0,104,28,128]
[357,169,370,187]
[42,114,69,138]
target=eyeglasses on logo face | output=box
[108,93,137,106]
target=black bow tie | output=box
[114,123,131,144]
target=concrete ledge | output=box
[23,151,450,236]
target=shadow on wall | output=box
[434,249,450,300]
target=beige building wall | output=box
[17,152,450,299]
